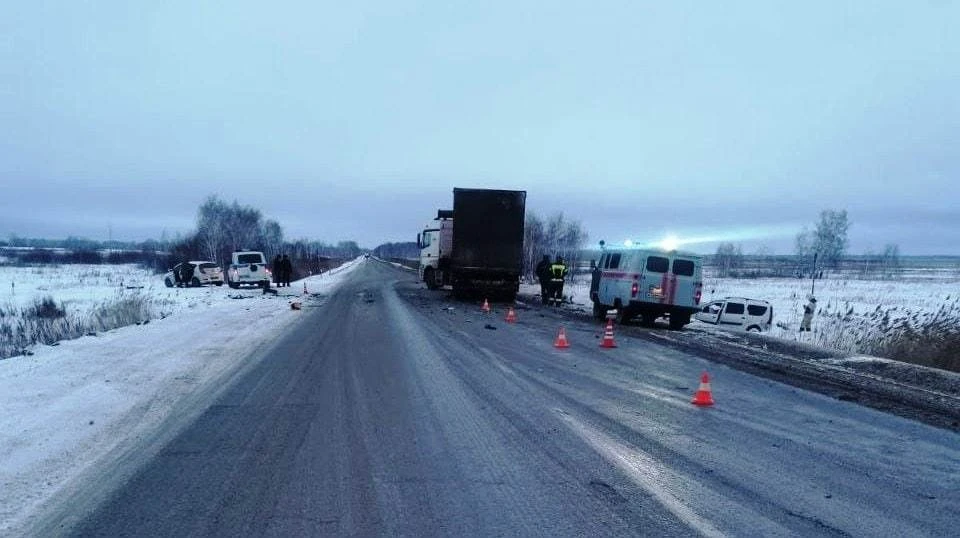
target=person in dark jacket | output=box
[548,256,568,306]
[280,254,293,287]
[535,254,551,304]
[180,262,195,287]
[272,255,282,286]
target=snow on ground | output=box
[521,271,960,351]
[0,258,363,534]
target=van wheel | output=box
[592,302,607,320]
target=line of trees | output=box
[522,211,589,279]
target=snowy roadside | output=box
[0,258,363,534]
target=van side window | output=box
[747,305,768,316]
[725,302,745,315]
[646,256,668,273]
[672,259,695,276]
[609,253,621,269]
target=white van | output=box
[590,248,704,329]
[694,297,773,332]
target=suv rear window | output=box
[199,262,218,270]
[747,304,768,316]
[237,254,264,264]
[646,256,669,273]
[724,302,745,314]
[672,259,695,276]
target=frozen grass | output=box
[522,271,960,373]
[0,292,154,358]
[0,264,206,359]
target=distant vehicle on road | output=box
[227,251,271,288]
[695,297,773,332]
[590,247,703,330]
[164,261,224,287]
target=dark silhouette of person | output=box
[180,262,195,287]
[535,255,551,304]
[281,254,292,287]
[272,255,282,287]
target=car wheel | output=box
[164,278,173,288]
[191,277,201,287]
[228,282,239,289]
[746,325,761,333]
[215,282,223,286]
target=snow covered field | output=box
[0,258,362,535]
[523,270,960,356]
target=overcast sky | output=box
[2,1,958,254]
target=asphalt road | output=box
[64,260,959,537]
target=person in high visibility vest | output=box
[548,256,568,306]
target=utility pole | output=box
[810,252,818,296]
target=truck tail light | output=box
[694,287,702,305]
[631,282,639,298]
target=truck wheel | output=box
[424,267,438,290]
[669,313,690,330]
[592,302,607,320]
[615,306,633,325]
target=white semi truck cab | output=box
[418,210,453,290]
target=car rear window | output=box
[672,259,695,276]
[646,256,669,273]
[199,262,218,270]
[724,302,745,314]
[237,254,263,264]
[747,304,768,316]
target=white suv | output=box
[227,251,272,288]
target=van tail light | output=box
[694,286,702,305]
[631,282,639,298]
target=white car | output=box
[695,297,773,332]
[164,261,224,287]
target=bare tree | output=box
[522,211,588,279]
[261,219,284,259]
[881,243,901,278]
[714,242,743,277]
[795,209,851,271]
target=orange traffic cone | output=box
[691,372,714,406]
[505,306,517,323]
[481,299,491,313]
[599,319,617,348]
[554,327,570,348]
